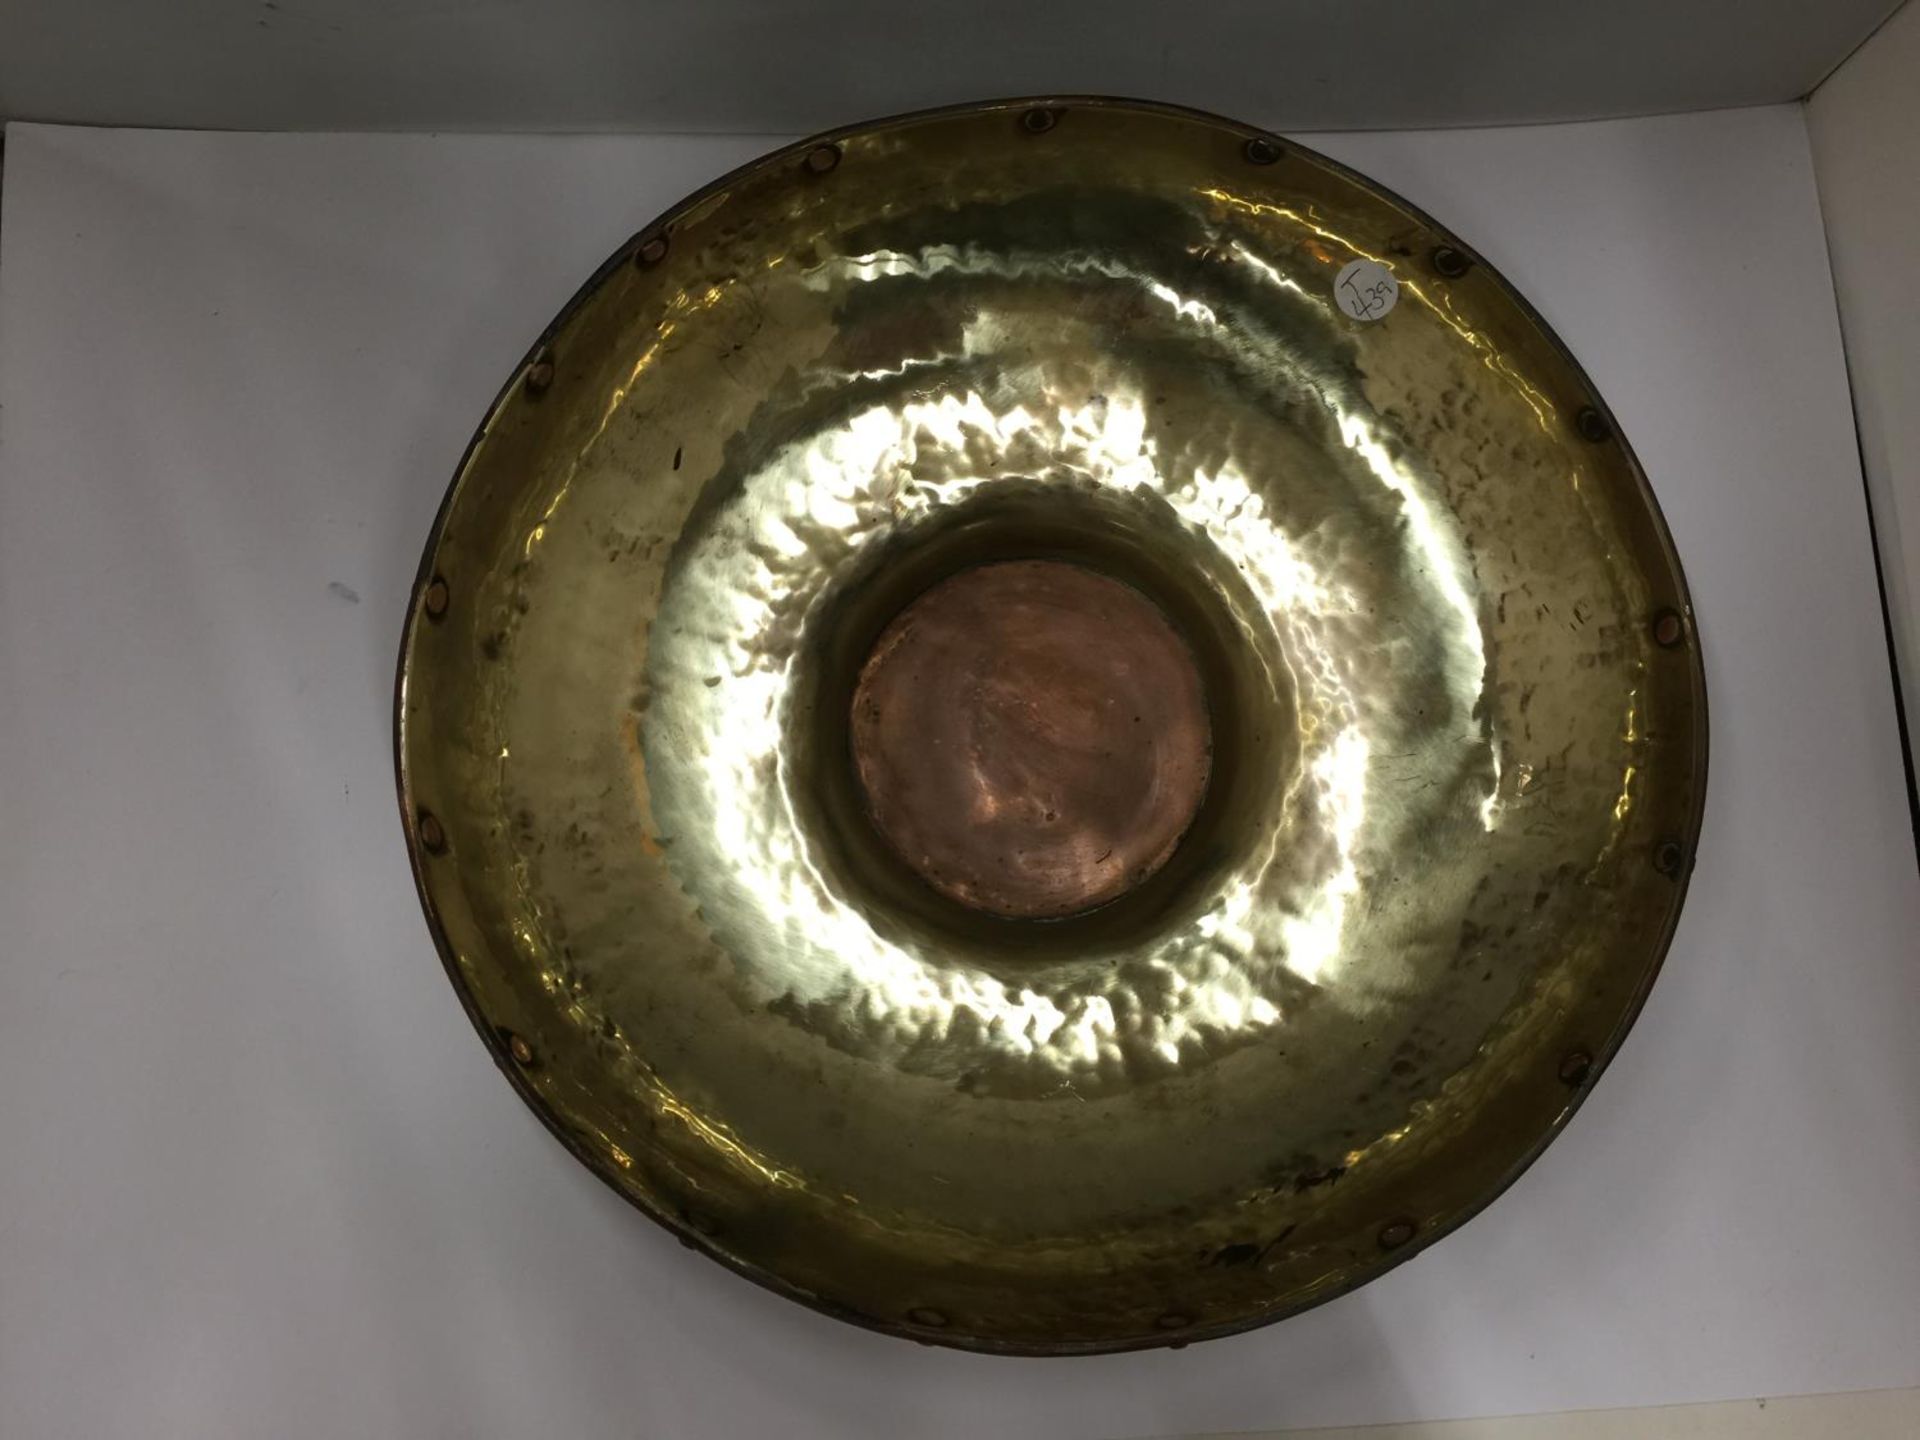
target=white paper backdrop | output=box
[2,108,1916,1439]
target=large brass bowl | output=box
[396,98,1706,1354]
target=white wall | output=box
[0,0,1902,135]
[1810,0,1920,754]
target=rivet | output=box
[1432,244,1472,278]
[422,575,450,621]
[908,1306,949,1328]
[1652,608,1685,649]
[1020,107,1058,134]
[1575,406,1612,443]
[1654,838,1686,877]
[1558,1049,1594,1086]
[1378,1218,1417,1251]
[524,352,555,395]
[1155,1312,1193,1330]
[417,809,447,855]
[1243,136,1282,165]
[507,1032,534,1066]
[636,233,669,268]
[805,142,841,175]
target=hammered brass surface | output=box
[396,98,1705,1354]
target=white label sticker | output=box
[1334,258,1399,322]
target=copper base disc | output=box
[850,560,1211,920]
